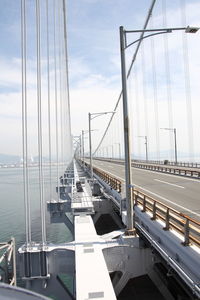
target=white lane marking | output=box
[134,166,200,183]
[154,179,185,189]
[94,167,200,218]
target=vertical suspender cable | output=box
[135,69,141,158]
[150,18,160,160]
[60,6,66,165]
[54,0,60,201]
[93,0,157,156]
[21,0,31,246]
[36,0,46,245]
[61,4,68,164]
[180,0,194,160]
[141,44,149,159]
[46,0,52,202]
[58,1,64,171]
[162,0,174,161]
[62,0,72,160]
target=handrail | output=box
[133,189,200,247]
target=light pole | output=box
[88,111,115,178]
[119,25,198,230]
[160,128,177,164]
[138,136,148,162]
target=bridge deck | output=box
[75,214,116,300]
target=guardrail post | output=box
[142,195,146,212]
[164,207,170,230]
[151,201,156,220]
[183,219,190,246]
[111,178,114,189]
[134,191,137,206]
[118,181,121,193]
[114,179,117,190]
[132,189,135,205]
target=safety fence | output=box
[133,189,200,248]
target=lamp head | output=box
[185,26,199,33]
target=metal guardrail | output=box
[81,159,200,248]
[93,166,121,193]
[133,162,200,178]
[94,157,200,168]
[133,189,200,248]
[132,159,200,168]
[0,238,16,285]
[93,158,200,179]
[83,161,121,193]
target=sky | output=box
[67,0,200,160]
[0,0,200,160]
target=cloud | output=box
[1,0,200,161]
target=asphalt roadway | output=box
[90,159,200,222]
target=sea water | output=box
[0,166,72,250]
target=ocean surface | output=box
[0,166,72,256]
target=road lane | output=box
[154,179,185,189]
[90,159,200,221]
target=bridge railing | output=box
[80,159,200,248]
[93,158,200,179]
[93,166,121,193]
[133,189,200,248]
[132,160,200,168]
[82,160,121,193]
[93,157,200,168]
[132,162,200,178]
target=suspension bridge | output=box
[0,0,200,300]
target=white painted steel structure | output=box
[75,215,117,300]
